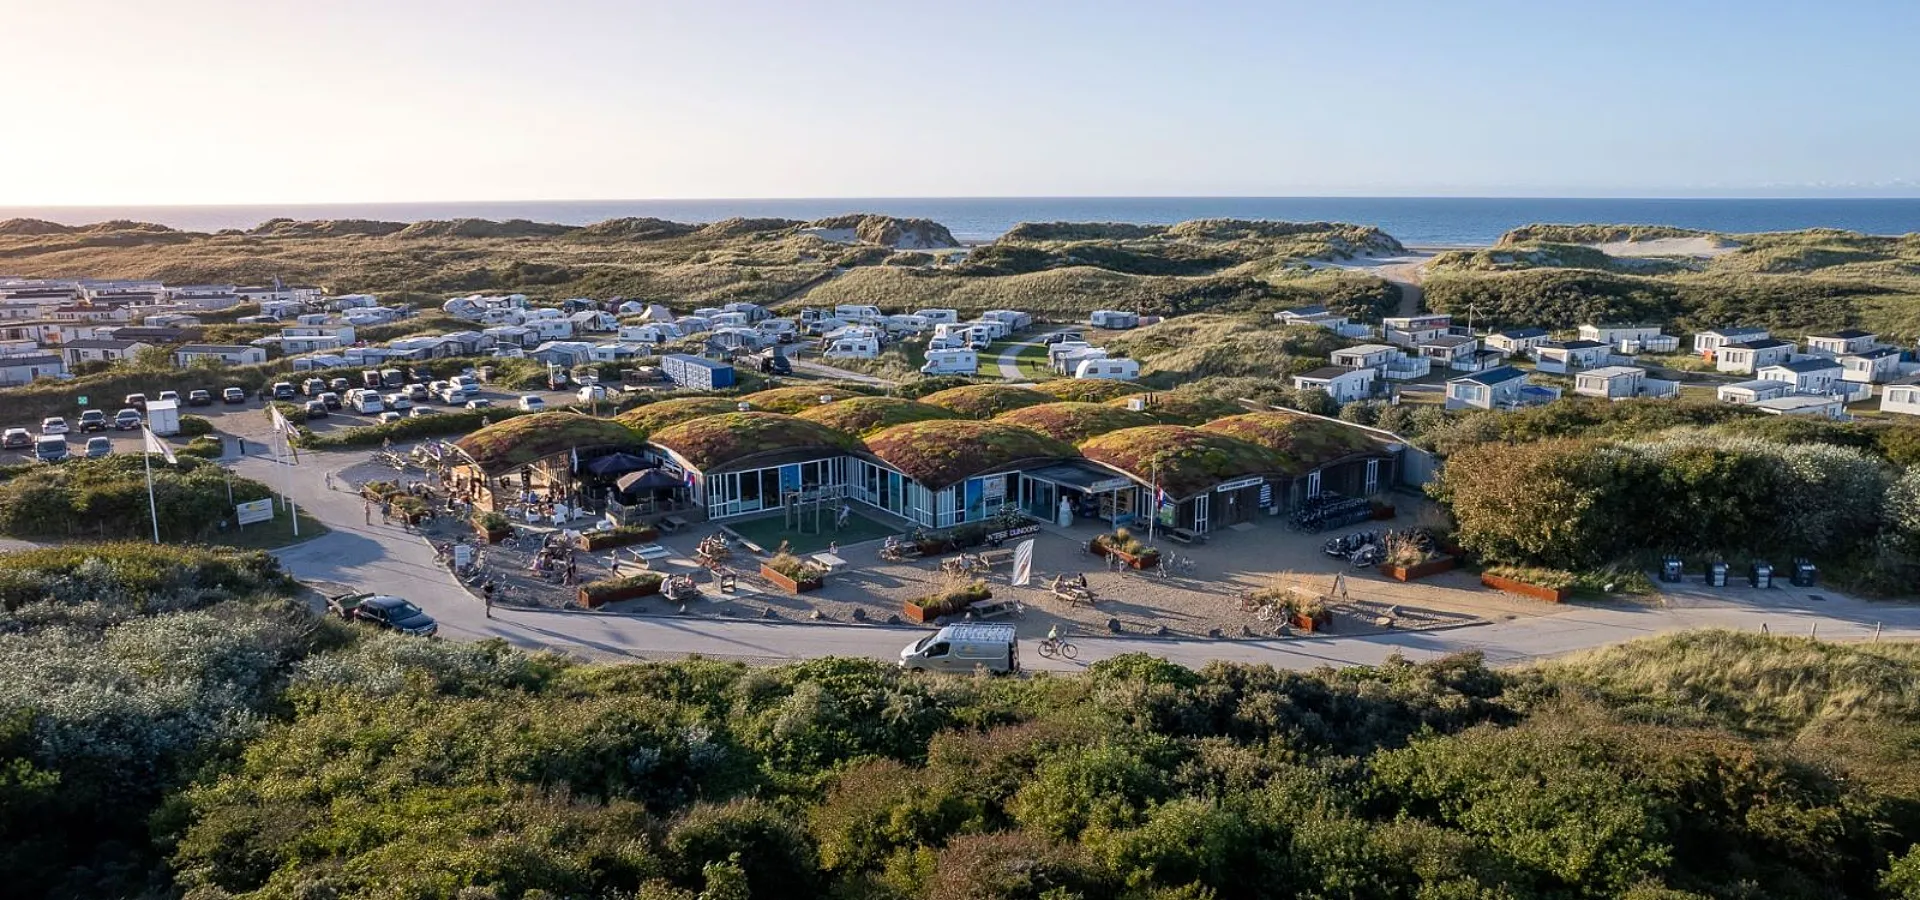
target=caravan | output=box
[920,348,979,375]
[915,308,960,325]
[1090,310,1140,329]
[833,304,885,324]
[981,309,1033,331]
[966,318,1012,340]
[755,318,798,344]
[824,334,881,359]
[1074,357,1140,381]
[883,314,931,335]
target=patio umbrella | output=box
[585,452,650,477]
[616,468,683,492]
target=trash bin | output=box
[1791,559,1817,587]
[1750,561,1773,589]
[1659,556,1683,583]
[1707,561,1728,587]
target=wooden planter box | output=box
[903,588,992,625]
[577,580,661,608]
[761,564,825,594]
[1290,610,1332,633]
[481,527,512,544]
[1093,541,1160,570]
[1379,555,1457,582]
[1481,572,1572,603]
[575,527,659,551]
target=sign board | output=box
[235,499,274,525]
[453,543,475,570]
[1085,477,1133,494]
[76,396,88,406]
[1215,476,1264,493]
[985,523,1041,544]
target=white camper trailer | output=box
[915,308,960,325]
[1089,310,1140,329]
[919,348,979,375]
[824,335,881,359]
[883,314,931,335]
[1055,346,1109,375]
[1073,357,1139,380]
[981,309,1033,331]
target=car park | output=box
[271,381,297,400]
[84,436,113,458]
[78,410,107,432]
[125,393,148,412]
[34,434,67,463]
[41,417,68,435]
[2,428,30,449]
[305,400,329,419]
[223,386,247,404]
[114,409,143,430]
[187,389,213,407]
[517,395,547,411]
[319,391,342,410]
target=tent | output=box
[616,468,683,492]
[584,452,651,477]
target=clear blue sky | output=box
[5,0,1916,203]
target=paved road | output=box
[224,439,1920,673]
[996,328,1077,380]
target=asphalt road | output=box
[229,438,1920,673]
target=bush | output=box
[1098,528,1149,556]
[578,572,663,603]
[0,456,275,541]
[475,510,511,533]
[764,546,825,582]
[1483,565,1577,590]
[176,414,215,437]
[907,579,991,619]
[577,524,659,550]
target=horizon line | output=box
[8,193,1920,210]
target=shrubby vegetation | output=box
[0,454,275,540]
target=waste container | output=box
[1791,559,1817,587]
[1750,561,1773,589]
[1707,561,1728,587]
[1659,556,1683,583]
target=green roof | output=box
[739,384,875,415]
[995,402,1159,445]
[865,420,1076,489]
[1078,425,1281,499]
[796,396,959,437]
[455,412,642,475]
[649,412,862,473]
[1030,379,1150,403]
[1104,392,1246,426]
[1198,411,1384,477]
[615,397,742,435]
[917,384,1054,419]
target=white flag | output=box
[1011,538,1035,587]
[269,404,291,435]
[142,427,177,465]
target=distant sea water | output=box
[5,197,1920,247]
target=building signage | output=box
[1215,476,1264,493]
[986,523,1041,544]
[1085,477,1133,493]
[234,499,274,525]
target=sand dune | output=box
[1594,236,1739,258]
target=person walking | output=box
[325,471,334,491]
[364,501,372,525]
[482,581,495,619]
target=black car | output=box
[186,389,213,407]
[304,400,329,419]
[270,382,297,400]
[328,593,437,636]
[77,409,108,432]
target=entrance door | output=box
[1191,494,1209,534]
[1364,459,1380,495]
[1305,470,1322,499]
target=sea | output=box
[4,197,1919,247]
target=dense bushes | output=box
[302,406,534,447]
[0,456,275,541]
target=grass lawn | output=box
[725,507,900,554]
[208,506,330,550]
[985,339,1055,380]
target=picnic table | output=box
[810,552,848,573]
[657,515,689,534]
[631,543,671,560]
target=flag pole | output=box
[1148,459,1158,546]
[145,437,160,544]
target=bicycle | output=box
[1036,637,1079,660]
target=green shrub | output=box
[178,436,223,459]
[475,510,511,533]
[578,571,663,602]
[176,414,215,437]
[1483,565,1577,590]
[577,524,659,550]
[0,456,274,541]
[906,580,991,619]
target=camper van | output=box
[833,304,884,324]
[920,348,979,376]
[899,622,1018,674]
[967,319,1012,340]
[1090,310,1140,329]
[915,309,960,325]
[755,319,798,344]
[824,335,881,359]
[981,309,1033,331]
[1074,357,1140,381]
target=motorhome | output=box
[755,318,798,343]
[915,308,960,325]
[1055,346,1110,375]
[833,304,885,323]
[1047,341,1093,370]
[981,309,1033,331]
[920,348,979,375]
[824,334,881,359]
[898,622,1017,674]
[966,318,1012,340]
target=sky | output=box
[3,0,1918,204]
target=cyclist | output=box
[1045,624,1062,648]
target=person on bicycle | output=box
[1047,624,1061,644]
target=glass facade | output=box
[701,457,846,520]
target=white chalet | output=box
[1694,326,1769,358]
[1291,365,1376,403]
[1714,338,1794,375]
[1880,376,1920,417]
[1805,329,1878,358]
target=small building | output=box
[1715,338,1795,375]
[1577,323,1678,354]
[1331,343,1429,380]
[174,343,268,367]
[660,353,735,390]
[0,352,66,385]
[1881,376,1920,417]
[1718,379,1791,405]
[1757,358,1845,395]
[1417,334,1481,371]
[1573,365,1676,400]
[1533,340,1609,374]
[1381,314,1452,348]
[1484,327,1548,358]
[1751,394,1845,419]
[1805,329,1878,358]
[1839,346,1903,384]
[1446,366,1557,410]
[1292,365,1377,403]
[1693,326,1769,358]
[59,338,151,366]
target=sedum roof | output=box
[1198,411,1384,477]
[615,396,743,435]
[1078,425,1281,499]
[1029,378,1150,403]
[455,412,642,475]
[738,384,876,415]
[795,396,959,437]
[1104,392,1246,426]
[865,419,1076,489]
[995,402,1159,445]
[917,384,1054,419]
[649,412,861,473]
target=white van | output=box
[920,348,979,376]
[755,319,798,343]
[900,622,1018,674]
[967,319,1012,340]
[450,374,481,399]
[352,391,386,414]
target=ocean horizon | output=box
[4,197,1919,247]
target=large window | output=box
[705,457,849,520]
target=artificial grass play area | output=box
[723,507,901,554]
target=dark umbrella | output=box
[616,468,683,492]
[585,452,650,477]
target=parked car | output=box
[84,436,113,458]
[383,392,413,411]
[41,417,68,435]
[2,428,30,449]
[305,400,329,419]
[319,391,342,410]
[34,435,67,463]
[271,381,297,400]
[222,386,247,404]
[378,411,403,423]
[517,395,546,411]
[406,383,429,401]
[125,393,148,412]
[78,409,108,432]
[303,378,327,396]
[114,409,143,430]
[157,390,180,405]
[464,398,493,409]
[326,593,437,637]
[409,406,438,418]
[187,389,213,407]
[577,384,610,404]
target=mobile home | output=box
[920,348,979,375]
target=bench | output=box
[1167,527,1201,545]
[657,515,689,534]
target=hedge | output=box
[302,407,536,449]
[578,572,664,604]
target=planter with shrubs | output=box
[1377,531,1456,582]
[760,548,826,593]
[1243,583,1332,633]
[903,580,992,625]
[577,572,663,608]
[1481,566,1575,603]
[575,524,659,551]
[1091,528,1160,570]
[475,511,513,544]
